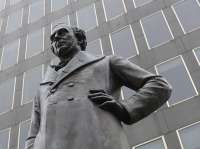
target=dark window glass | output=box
[173,0,200,33]
[141,11,173,49]
[26,29,43,58]
[178,122,200,149]
[134,138,166,149]
[156,56,197,106]
[0,129,10,149]
[22,65,43,104]
[28,0,44,23]
[51,0,68,12]
[102,0,126,20]
[110,26,138,58]
[0,78,15,114]
[133,0,152,8]
[77,4,98,31]
[1,39,19,69]
[18,120,30,149]
[6,9,22,33]
[0,0,6,11]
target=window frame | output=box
[140,10,174,49]
[154,55,198,107]
[177,120,200,149]
[133,136,167,149]
[109,25,139,59]
[172,0,200,34]
[76,3,99,32]
[25,28,44,59]
[102,0,127,21]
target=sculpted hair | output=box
[72,27,87,51]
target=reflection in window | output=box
[10,0,22,5]
[26,29,43,58]
[87,39,103,55]
[134,137,166,149]
[0,78,15,114]
[51,0,68,12]
[173,0,200,33]
[133,0,152,8]
[178,122,200,149]
[22,65,43,104]
[18,120,30,149]
[122,86,135,100]
[77,4,98,31]
[1,39,19,70]
[28,0,44,23]
[155,56,197,106]
[141,11,173,49]
[110,26,138,58]
[0,129,10,149]
[0,0,6,11]
[6,9,22,33]
[102,0,126,20]
[51,16,70,33]
[193,47,200,65]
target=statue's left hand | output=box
[88,89,129,122]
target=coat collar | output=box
[40,51,105,86]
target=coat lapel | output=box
[50,51,105,90]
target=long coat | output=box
[25,51,172,149]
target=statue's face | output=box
[50,27,78,58]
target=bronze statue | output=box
[25,24,172,149]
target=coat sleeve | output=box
[109,56,172,125]
[25,91,41,149]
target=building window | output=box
[26,29,44,58]
[193,47,200,65]
[76,4,98,31]
[0,19,2,31]
[0,128,10,149]
[140,11,173,49]
[51,16,70,33]
[102,0,126,20]
[133,137,166,149]
[51,0,68,12]
[155,56,197,106]
[172,0,200,33]
[178,121,200,149]
[121,86,135,100]
[1,39,19,70]
[0,0,6,11]
[22,65,43,104]
[28,0,44,23]
[110,25,138,58]
[10,0,22,5]
[6,9,23,33]
[0,78,15,114]
[18,120,30,149]
[133,0,152,8]
[87,39,103,55]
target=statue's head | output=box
[50,23,87,58]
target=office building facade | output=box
[0,0,200,148]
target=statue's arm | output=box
[25,91,41,149]
[109,55,172,125]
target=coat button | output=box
[67,82,74,87]
[67,96,74,101]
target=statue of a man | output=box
[25,24,172,149]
